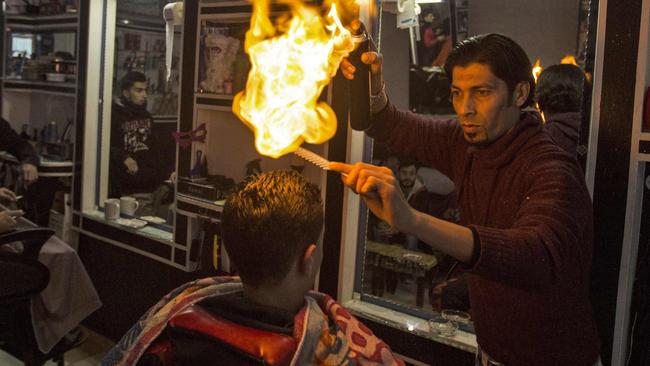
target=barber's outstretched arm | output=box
[330,162,475,263]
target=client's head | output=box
[222,170,324,296]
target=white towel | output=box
[29,235,102,353]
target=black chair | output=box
[0,227,85,366]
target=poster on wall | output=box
[197,21,249,95]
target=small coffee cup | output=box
[120,196,140,216]
[104,199,120,221]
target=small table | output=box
[365,240,438,307]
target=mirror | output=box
[98,0,181,236]
[1,5,80,228]
[357,0,597,321]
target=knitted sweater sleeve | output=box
[469,155,593,291]
[366,102,459,179]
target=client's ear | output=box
[299,244,317,274]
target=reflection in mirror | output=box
[359,0,596,322]
[104,0,180,232]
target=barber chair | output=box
[0,227,85,366]
[139,304,297,366]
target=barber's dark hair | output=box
[222,170,323,287]
[534,64,586,115]
[119,71,147,92]
[444,33,535,108]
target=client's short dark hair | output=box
[444,33,535,108]
[120,71,147,92]
[535,64,586,115]
[222,170,323,287]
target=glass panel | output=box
[98,0,181,234]
[357,0,597,325]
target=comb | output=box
[294,147,332,170]
[293,147,347,176]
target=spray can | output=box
[348,28,371,131]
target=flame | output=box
[560,54,578,66]
[233,0,357,158]
[532,58,542,83]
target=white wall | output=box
[468,0,580,65]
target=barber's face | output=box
[450,63,528,145]
[123,81,148,106]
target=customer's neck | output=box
[242,282,306,315]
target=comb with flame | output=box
[293,147,346,176]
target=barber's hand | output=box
[169,171,177,183]
[124,157,139,175]
[0,211,18,234]
[330,162,416,233]
[0,187,16,202]
[340,20,384,95]
[22,163,38,184]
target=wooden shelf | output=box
[194,93,235,110]
[3,79,76,95]
[6,13,79,31]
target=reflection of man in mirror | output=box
[534,64,586,156]
[419,14,451,67]
[110,71,172,206]
[200,34,240,94]
[388,158,457,251]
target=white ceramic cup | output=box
[120,196,140,216]
[104,199,120,221]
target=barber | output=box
[0,118,39,184]
[331,33,600,365]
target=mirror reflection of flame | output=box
[532,58,543,83]
[233,0,357,158]
[560,54,578,66]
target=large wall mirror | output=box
[355,0,598,326]
[92,0,181,241]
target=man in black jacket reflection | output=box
[110,71,162,198]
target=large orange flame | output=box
[233,0,357,158]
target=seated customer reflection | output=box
[376,157,457,252]
[103,170,403,366]
[109,71,173,217]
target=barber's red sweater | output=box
[368,104,600,366]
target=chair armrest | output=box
[0,227,55,259]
